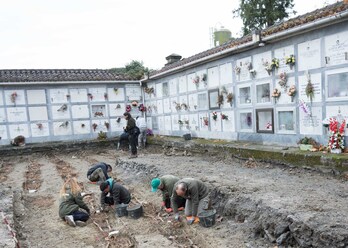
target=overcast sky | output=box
[0,0,338,70]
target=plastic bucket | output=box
[198,209,216,228]
[127,204,143,219]
[115,203,128,217]
[183,133,191,140]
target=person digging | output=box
[151,175,186,213]
[59,177,90,227]
[171,178,210,225]
[87,162,112,185]
[99,178,131,212]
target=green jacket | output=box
[160,175,180,201]
[171,178,208,216]
[59,190,89,218]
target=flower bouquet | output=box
[278,72,287,90]
[328,118,346,153]
[221,113,229,120]
[10,92,18,104]
[306,79,315,103]
[235,66,241,75]
[287,85,296,102]
[271,88,281,103]
[212,112,218,121]
[285,55,296,69]
[193,75,200,86]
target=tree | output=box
[110,60,150,80]
[233,0,296,36]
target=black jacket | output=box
[87,162,110,179]
[100,179,131,207]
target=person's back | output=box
[136,117,147,148]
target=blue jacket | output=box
[86,162,110,179]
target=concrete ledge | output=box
[147,136,348,174]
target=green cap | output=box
[151,178,161,192]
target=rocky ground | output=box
[0,144,347,247]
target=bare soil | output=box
[0,145,347,248]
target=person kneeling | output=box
[99,178,131,211]
[59,177,90,227]
[87,162,112,184]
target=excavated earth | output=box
[0,143,347,248]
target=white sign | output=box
[298,73,322,103]
[31,122,50,137]
[0,108,6,122]
[274,45,295,73]
[9,124,29,138]
[28,106,48,121]
[7,107,28,122]
[325,31,348,66]
[298,38,321,71]
[70,88,88,103]
[50,89,68,104]
[107,87,125,102]
[299,106,322,135]
[71,105,90,119]
[207,66,219,88]
[5,90,26,106]
[27,89,46,105]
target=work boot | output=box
[65,215,76,227]
[75,221,87,227]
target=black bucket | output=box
[198,209,216,228]
[183,133,191,140]
[115,203,128,217]
[127,204,143,219]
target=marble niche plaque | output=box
[253,51,273,79]
[28,106,48,121]
[178,76,187,94]
[196,69,208,90]
[164,116,171,131]
[298,73,322,103]
[53,121,72,136]
[109,103,125,117]
[299,106,322,135]
[0,125,7,140]
[52,105,70,120]
[158,116,164,131]
[325,31,348,67]
[5,90,26,106]
[9,124,29,138]
[0,90,4,106]
[169,78,178,96]
[110,117,127,132]
[326,105,348,136]
[274,45,295,74]
[70,88,88,103]
[188,114,199,131]
[73,121,91,134]
[89,88,107,102]
[49,89,68,104]
[163,98,171,114]
[27,89,46,105]
[7,107,28,122]
[30,122,49,137]
[146,117,152,130]
[126,86,142,101]
[220,62,233,85]
[187,73,197,92]
[155,83,163,98]
[0,108,6,122]
[222,111,235,132]
[90,119,108,133]
[235,56,252,82]
[71,105,90,119]
[171,114,180,131]
[210,112,222,132]
[107,87,125,102]
[298,38,321,71]
[207,66,219,88]
[156,100,164,115]
[188,93,198,111]
[277,76,296,104]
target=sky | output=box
[0,0,339,70]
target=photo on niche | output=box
[256,109,274,133]
[208,89,220,110]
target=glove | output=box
[161,201,166,207]
[187,216,195,225]
[165,208,173,213]
[174,213,181,222]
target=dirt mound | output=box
[0,162,14,183]
[23,161,42,191]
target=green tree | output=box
[110,60,150,80]
[233,0,296,36]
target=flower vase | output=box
[330,149,342,154]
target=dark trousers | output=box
[105,196,131,206]
[128,134,137,155]
[71,210,89,222]
[166,197,186,209]
[119,132,129,150]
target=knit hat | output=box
[100,181,109,191]
[151,178,161,192]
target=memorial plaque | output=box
[0,108,6,122]
[51,105,70,120]
[89,87,106,102]
[220,62,233,85]
[298,73,322,103]
[171,114,180,131]
[326,105,348,135]
[158,116,164,131]
[109,103,125,117]
[91,105,107,118]
[9,124,29,138]
[164,116,171,131]
[53,121,72,136]
[71,105,90,119]
[49,89,68,104]
[27,89,47,105]
[0,90,3,106]
[110,118,126,132]
[277,107,296,134]
[72,121,91,134]
[210,112,222,132]
[235,56,252,82]
[253,51,273,79]
[31,122,50,137]
[107,87,125,102]
[90,119,108,133]
[187,73,197,92]
[208,66,219,88]
[163,98,171,114]
[0,125,7,140]
[5,90,26,106]
[274,45,295,73]
[157,100,164,115]
[179,95,188,112]
[70,88,88,103]
[126,86,142,101]
[277,76,296,104]
[28,106,48,121]
[170,97,178,113]
[196,69,208,90]
[155,83,163,98]
[146,117,152,129]
[169,78,178,96]
[178,76,187,94]
[188,93,198,111]
[325,31,348,66]
[222,110,235,132]
[188,114,199,131]
[145,83,155,100]
[239,111,253,131]
[298,38,321,71]
[299,106,322,135]
[199,113,209,131]
[7,107,28,122]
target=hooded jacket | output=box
[86,162,110,179]
[171,178,208,216]
[100,179,131,208]
[59,189,90,218]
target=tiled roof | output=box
[151,1,348,77]
[0,69,136,83]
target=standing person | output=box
[99,178,131,211]
[123,112,138,158]
[136,116,147,148]
[171,178,210,225]
[151,175,186,213]
[59,177,90,227]
[86,162,112,184]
